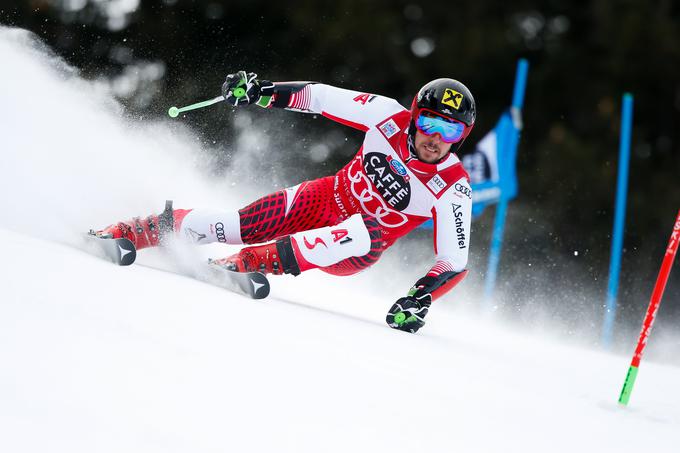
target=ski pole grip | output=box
[232,87,246,98]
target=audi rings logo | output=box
[454,183,472,199]
[348,156,408,228]
[215,222,227,243]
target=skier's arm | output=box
[265,82,405,131]
[387,179,472,333]
[221,71,404,131]
[423,177,473,299]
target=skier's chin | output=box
[416,144,445,163]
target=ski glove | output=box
[222,70,275,107]
[386,278,434,333]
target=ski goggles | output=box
[415,111,466,143]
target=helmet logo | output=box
[442,88,464,110]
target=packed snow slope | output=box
[1,27,680,453]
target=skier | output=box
[94,71,476,333]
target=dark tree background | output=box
[1,0,679,341]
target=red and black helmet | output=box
[410,78,476,148]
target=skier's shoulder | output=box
[372,108,410,140]
[316,83,408,131]
[444,154,471,184]
[447,175,472,204]
[430,156,472,202]
[338,87,408,128]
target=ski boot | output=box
[91,200,189,251]
[210,237,300,276]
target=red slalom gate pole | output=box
[619,209,680,405]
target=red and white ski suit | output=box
[217,82,473,299]
[106,81,473,301]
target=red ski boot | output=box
[211,237,301,276]
[92,201,190,251]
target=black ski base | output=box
[84,233,137,266]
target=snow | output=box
[3,230,680,452]
[1,26,680,453]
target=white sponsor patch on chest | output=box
[426,174,447,194]
[379,119,399,138]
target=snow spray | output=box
[618,209,680,405]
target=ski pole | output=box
[618,209,680,405]
[168,95,224,118]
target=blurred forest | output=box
[1,0,679,336]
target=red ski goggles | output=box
[415,111,467,143]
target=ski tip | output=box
[116,238,137,266]
[205,261,271,299]
[84,233,137,266]
[248,272,270,299]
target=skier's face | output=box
[414,130,453,163]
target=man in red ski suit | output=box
[96,71,476,333]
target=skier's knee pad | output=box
[320,215,384,276]
[178,209,243,245]
[290,214,384,275]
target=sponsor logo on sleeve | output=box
[426,174,447,195]
[452,203,467,249]
[353,93,377,105]
[454,182,472,199]
[379,119,400,138]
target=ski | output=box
[202,260,270,299]
[83,231,268,299]
[84,232,137,266]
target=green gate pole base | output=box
[618,365,639,405]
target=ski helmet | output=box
[410,78,476,151]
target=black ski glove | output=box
[221,70,275,107]
[386,277,434,333]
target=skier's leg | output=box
[214,214,384,276]
[177,209,243,245]
[95,204,241,250]
[237,177,339,243]
[179,176,339,250]
[168,177,337,249]
[315,215,385,276]
[94,176,337,251]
